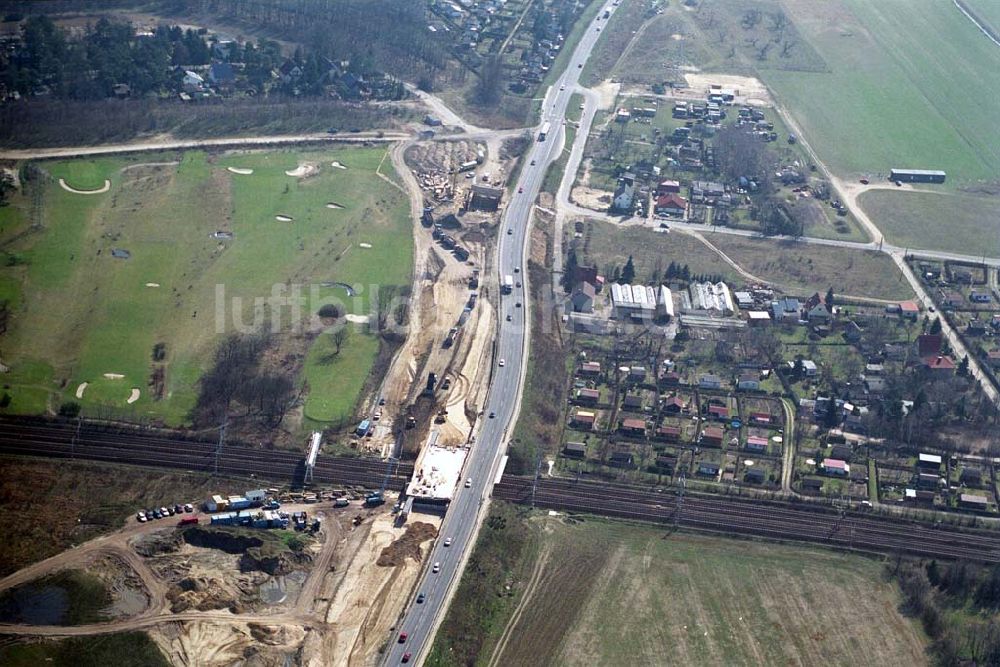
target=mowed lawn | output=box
[495,518,927,667]
[0,147,411,426]
[859,189,1000,258]
[767,0,1000,184]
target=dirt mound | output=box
[132,531,183,557]
[167,575,239,613]
[376,522,438,566]
[183,526,264,554]
[241,548,311,576]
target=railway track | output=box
[495,476,1000,563]
[0,418,412,491]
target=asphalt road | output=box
[381,4,620,665]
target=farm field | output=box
[766,0,1000,184]
[443,511,927,666]
[858,189,1000,258]
[0,146,411,429]
[708,235,915,301]
[964,0,1000,35]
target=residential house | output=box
[744,467,765,484]
[570,281,596,313]
[655,454,676,471]
[737,374,760,391]
[575,388,600,405]
[661,371,682,386]
[988,349,1000,369]
[571,410,596,429]
[910,332,940,358]
[734,291,754,309]
[745,436,768,453]
[801,360,818,377]
[278,60,302,84]
[844,321,863,344]
[572,265,600,287]
[700,427,724,446]
[747,310,771,326]
[905,488,937,504]
[563,442,586,458]
[863,376,887,396]
[959,493,989,510]
[699,374,722,390]
[899,300,920,320]
[708,404,729,421]
[612,172,636,211]
[622,394,644,410]
[697,461,720,477]
[750,412,773,426]
[655,425,681,442]
[820,458,849,476]
[917,453,943,471]
[609,449,635,468]
[629,366,648,381]
[801,478,824,492]
[182,70,205,91]
[806,303,832,323]
[772,297,801,322]
[830,444,852,461]
[960,467,983,487]
[655,179,681,195]
[620,418,647,436]
[662,396,685,414]
[916,473,943,490]
[939,290,963,310]
[579,361,601,376]
[208,62,236,87]
[654,193,687,217]
[922,355,956,375]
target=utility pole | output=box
[531,450,543,509]
[71,414,82,459]
[674,470,686,530]
[214,417,227,476]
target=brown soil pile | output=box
[166,576,239,612]
[376,522,438,567]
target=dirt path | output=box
[58,178,111,194]
[488,542,552,667]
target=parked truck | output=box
[364,492,386,507]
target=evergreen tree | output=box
[562,247,578,293]
[825,287,835,308]
[622,255,636,284]
[929,318,942,335]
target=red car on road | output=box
[398,632,408,644]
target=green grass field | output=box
[766,0,1000,184]
[858,189,1000,258]
[0,633,169,667]
[0,147,411,428]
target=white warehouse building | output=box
[688,281,734,315]
[610,283,674,321]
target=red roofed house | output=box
[745,435,769,452]
[700,426,724,446]
[708,404,729,421]
[663,396,685,413]
[988,349,1000,369]
[821,458,849,476]
[655,179,681,195]
[916,334,942,359]
[580,361,601,376]
[655,425,681,442]
[922,355,956,375]
[576,388,600,405]
[620,418,647,436]
[750,412,773,425]
[899,300,919,320]
[654,193,688,217]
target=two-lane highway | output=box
[382,3,622,665]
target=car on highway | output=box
[402,653,412,663]
[530,159,536,165]
[499,358,505,367]
[444,537,452,547]
[506,314,512,321]
[560,85,565,90]
[518,186,523,193]
[432,562,441,574]
[578,63,583,68]
[507,228,513,235]
[516,281,521,288]
[398,632,408,644]
[465,478,472,488]
[514,266,520,273]
[416,593,425,604]
[489,411,495,418]
[516,301,522,307]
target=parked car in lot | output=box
[184,503,194,513]
[136,511,147,523]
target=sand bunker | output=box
[103,373,125,380]
[345,314,370,324]
[275,215,293,222]
[326,202,344,209]
[58,178,111,195]
[359,242,372,248]
[145,282,160,288]
[227,167,254,175]
[330,161,348,169]
[285,164,319,177]
[127,388,140,404]
[75,382,88,399]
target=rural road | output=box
[380,3,623,665]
